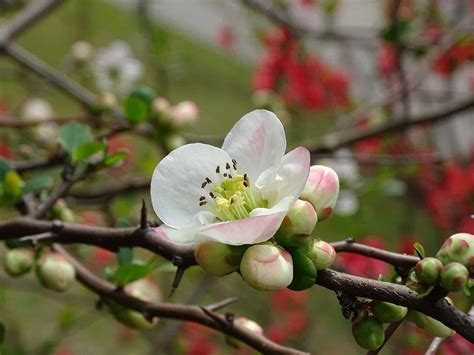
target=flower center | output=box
[199,159,267,221]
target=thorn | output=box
[169,261,186,297]
[200,307,230,329]
[20,232,54,244]
[345,236,355,244]
[205,296,239,311]
[140,199,148,229]
[51,219,64,233]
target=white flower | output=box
[335,189,359,216]
[21,98,57,141]
[92,40,143,97]
[150,110,310,245]
[71,41,94,62]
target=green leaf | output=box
[22,174,54,194]
[0,321,5,344]
[117,248,133,266]
[124,96,149,123]
[58,122,93,155]
[413,242,425,259]
[72,141,106,163]
[114,264,152,286]
[103,151,128,167]
[0,158,12,180]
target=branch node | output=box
[51,219,64,233]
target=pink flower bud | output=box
[36,253,76,292]
[226,317,264,348]
[194,241,242,276]
[436,233,474,268]
[308,240,336,270]
[300,165,339,221]
[169,101,199,126]
[240,243,293,291]
[275,199,318,246]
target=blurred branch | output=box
[307,96,474,154]
[0,0,64,44]
[425,337,445,355]
[240,0,378,45]
[312,152,444,166]
[0,114,92,128]
[53,245,305,355]
[69,178,149,203]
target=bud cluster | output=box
[3,248,76,293]
[194,165,339,292]
[406,233,473,297]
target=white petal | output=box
[150,143,232,229]
[154,211,287,245]
[222,110,286,183]
[255,147,310,211]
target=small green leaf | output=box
[117,248,133,266]
[413,242,425,259]
[104,151,128,167]
[22,174,54,194]
[124,96,149,123]
[114,264,152,286]
[72,141,106,163]
[3,170,22,199]
[58,122,93,155]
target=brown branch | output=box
[332,240,419,268]
[54,245,305,355]
[307,96,474,153]
[0,114,92,128]
[69,178,149,202]
[0,0,64,45]
[316,269,474,343]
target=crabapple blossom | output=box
[151,110,310,245]
[308,239,336,270]
[240,243,293,291]
[274,199,317,246]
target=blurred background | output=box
[0,0,473,354]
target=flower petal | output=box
[155,211,287,246]
[254,147,310,214]
[150,143,232,229]
[222,110,286,183]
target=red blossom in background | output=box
[216,26,234,52]
[253,27,351,112]
[336,236,390,278]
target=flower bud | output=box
[110,278,162,329]
[194,241,244,276]
[36,253,76,292]
[308,240,336,270]
[288,250,317,291]
[406,271,431,295]
[415,257,443,285]
[372,300,407,323]
[169,101,199,126]
[152,97,170,116]
[226,317,263,348]
[3,248,33,277]
[3,170,22,199]
[406,310,454,338]
[299,165,339,221]
[352,315,384,350]
[274,199,317,247]
[440,262,469,292]
[71,41,94,62]
[436,233,474,267]
[240,243,293,291]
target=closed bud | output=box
[415,257,443,285]
[406,271,431,295]
[240,243,293,291]
[110,278,162,329]
[194,241,244,276]
[226,317,263,348]
[36,253,76,292]
[436,233,474,267]
[3,170,22,198]
[3,248,33,277]
[352,315,384,350]
[299,165,339,221]
[275,199,317,247]
[406,310,454,338]
[71,41,94,62]
[308,239,336,270]
[372,300,407,323]
[152,97,170,116]
[288,250,317,291]
[440,262,469,292]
